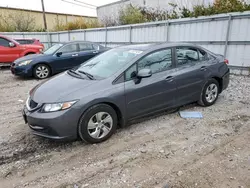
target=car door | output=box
[174,46,212,105]
[0,37,20,63]
[78,43,99,64]
[51,43,79,72]
[124,48,178,119]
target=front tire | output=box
[33,64,51,79]
[199,78,219,107]
[78,104,117,144]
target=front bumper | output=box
[23,106,80,141]
[11,64,33,77]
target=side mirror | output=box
[9,42,15,48]
[56,52,62,57]
[137,68,152,78]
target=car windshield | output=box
[44,43,63,55]
[75,48,143,79]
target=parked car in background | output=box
[11,41,108,79]
[0,35,43,65]
[15,38,44,49]
[23,43,230,143]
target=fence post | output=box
[84,30,86,41]
[105,27,108,47]
[129,25,132,44]
[224,14,232,58]
[46,31,51,48]
[49,33,52,47]
[58,32,60,42]
[165,20,169,42]
[68,31,70,41]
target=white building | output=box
[97,0,214,24]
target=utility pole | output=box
[41,0,47,30]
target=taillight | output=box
[224,59,229,64]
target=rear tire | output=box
[78,104,117,144]
[199,78,219,107]
[33,64,51,79]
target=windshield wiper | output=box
[78,70,95,80]
[68,69,82,78]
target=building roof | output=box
[97,0,130,9]
[0,6,96,18]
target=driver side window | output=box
[138,49,172,74]
[0,38,10,47]
[58,44,78,54]
[125,48,173,81]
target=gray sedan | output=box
[23,43,230,143]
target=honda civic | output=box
[23,43,230,143]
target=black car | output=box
[11,41,108,79]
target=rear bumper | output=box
[222,69,230,91]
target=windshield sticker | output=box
[129,50,143,55]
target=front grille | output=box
[29,99,38,109]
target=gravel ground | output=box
[0,70,249,188]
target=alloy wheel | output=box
[205,83,218,103]
[36,65,49,79]
[87,112,113,139]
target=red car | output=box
[14,38,44,49]
[0,35,43,65]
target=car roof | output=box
[59,41,100,45]
[117,43,157,50]
[117,42,200,51]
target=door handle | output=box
[72,54,78,57]
[93,51,99,54]
[200,66,207,71]
[165,76,174,82]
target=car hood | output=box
[14,54,51,64]
[30,72,100,103]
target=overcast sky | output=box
[0,0,120,17]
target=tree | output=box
[0,11,35,32]
[119,5,147,25]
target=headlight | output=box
[18,60,32,66]
[39,48,43,52]
[41,101,77,112]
